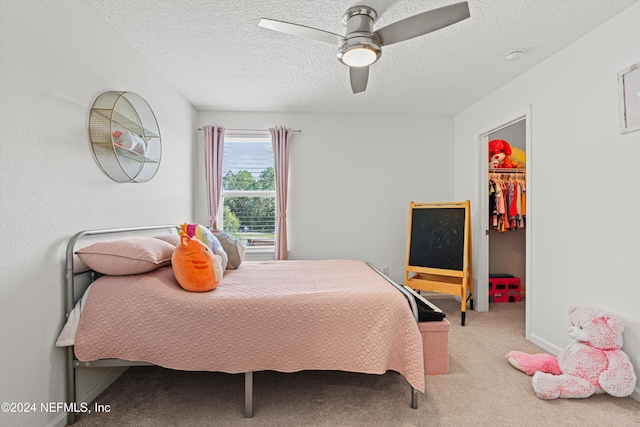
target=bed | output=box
[58,225,426,424]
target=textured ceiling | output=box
[86,0,638,115]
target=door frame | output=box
[474,105,533,339]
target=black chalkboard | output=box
[405,201,473,326]
[408,204,467,271]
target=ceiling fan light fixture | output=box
[337,6,380,68]
[337,37,381,67]
[341,46,378,67]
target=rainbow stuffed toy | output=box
[172,233,223,292]
[180,223,228,270]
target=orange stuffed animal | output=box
[172,233,223,292]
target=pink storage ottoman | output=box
[418,318,450,375]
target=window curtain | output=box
[203,125,225,228]
[270,126,293,260]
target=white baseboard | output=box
[528,332,563,356]
[47,411,67,427]
[78,367,128,407]
[47,367,127,427]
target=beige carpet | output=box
[72,298,640,426]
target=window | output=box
[217,132,275,249]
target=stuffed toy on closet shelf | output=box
[488,139,515,169]
[506,306,637,399]
[112,130,149,156]
[172,233,223,292]
[509,146,526,169]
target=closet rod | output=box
[198,127,302,133]
[489,168,525,174]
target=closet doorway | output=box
[477,109,532,338]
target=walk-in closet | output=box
[487,120,526,302]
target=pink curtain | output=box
[204,125,225,228]
[270,126,294,260]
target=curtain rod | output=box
[197,127,302,132]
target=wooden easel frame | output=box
[404,201,473,325]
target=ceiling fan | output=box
[258,1,470,94]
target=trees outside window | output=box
[219,136,275,247]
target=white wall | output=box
[0,1,196,426]
[196,111,454,283]
[454,2,640,398]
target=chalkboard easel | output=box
[404,201,473,325]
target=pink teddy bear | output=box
[506,306,637,399]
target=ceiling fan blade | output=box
[258,18,343,45]
[373,1,470,46]
[350,66,369,94]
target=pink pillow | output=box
[76,237,175,275]
[154,234,180,246]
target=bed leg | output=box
[244,372,253,418]
[411,386,418,409]
[66,347,77,424]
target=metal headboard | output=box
[65,225,179,316]
[64,225,179,425]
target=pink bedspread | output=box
[75,260,425,391]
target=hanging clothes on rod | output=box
[489,169,526,232]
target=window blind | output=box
[219,134,275,247]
